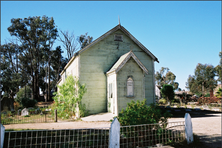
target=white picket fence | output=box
[1,113,193,148]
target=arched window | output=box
[127,77,134,96]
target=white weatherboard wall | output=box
[57,26,157,114]
[66,56,79,78]
[107,72,117,116]
[60,56,80,85]
[116,58,145,114]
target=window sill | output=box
[126,95,135,98]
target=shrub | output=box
[1,113,12,124]
[158,98,166,104]
[52,75,87,119]
[204,93,210,97]
[13,101,21,110]
[21,97,37,108]
[161,84,174,103]
[197,96,220,105]
[115,99,172,126]
[15,86,32,104]
[215,88,222,98]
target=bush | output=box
[158,98,166,104]
[197,96,220,105]
[21,97,37,108]
[15,86,32,104]
[204,93,210,97]
[13,101,21,110]
[215,88,222,98]
[161,84,174,103]
[195,92,203,97]
[115,99,172,126]
[52,75,87,119]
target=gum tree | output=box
[7,16,58,100]
[155,67,179,90]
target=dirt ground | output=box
[4,120,111,130]
[168,113,221,148]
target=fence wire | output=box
[1,107,54,125]
[120,121,185,148]
[4,128,110,148]
[4,121,185,148]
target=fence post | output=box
[109,118,120,148]
[184,113,193,144]
[1,124,5,148]
[54,109,57,122]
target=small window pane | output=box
[127,77,133,96]
[109,83,113,98]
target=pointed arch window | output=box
[127,77,134,97]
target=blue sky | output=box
[1,1,221,90]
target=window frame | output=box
[114,34,123,42]
[127,76,134,97]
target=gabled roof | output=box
[106,51,149,75]
[78,24,159,62]
[61,24,159,75]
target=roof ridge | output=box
[107,51,149,75]
[61,24,158,75]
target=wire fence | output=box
[4,128,110,148]
[3,121,185,148]
[1,107,55,125]
[120,121,185,147]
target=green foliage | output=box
[50,46,69,92]
[1,43,21,99]
[215,65,222,82]
[79,103,89,117]
[161,84,175,103]
[21,97,37,108]
[77,32,93,49]
[186,63,217,95]
[215,88,222,98]
[158,98,166,105]
[1,113,13,124]
[115,99,171,126]
[15,86,32,104]
[155,67,179,90]
[195,92,203,97]
[7,16,60,100]
[52,75,87,119]
[204,93,210,97]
